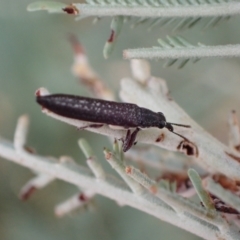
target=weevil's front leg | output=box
[122,128,140,152]
[78,124,104,130]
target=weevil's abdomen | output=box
[36,94,142,127]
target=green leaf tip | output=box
[188,168,215,211]
[103,17,123,59]
[78,139,94,159]
[27,1,67,13]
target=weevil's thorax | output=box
[139,108,166,128]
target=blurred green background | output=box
[1,0,240,239]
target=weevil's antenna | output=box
[165,122,190,142]
[171,130,190,142]
[168,122,191,128]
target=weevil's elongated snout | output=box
[165,122,174,132]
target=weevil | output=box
[36,93,190,152]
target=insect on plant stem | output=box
[36,93,191,152]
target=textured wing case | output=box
[36,94,141,127]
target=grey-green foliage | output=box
[86,0,232,31]
[28,0,236,61]
[123,36,240,67]
[83,0,232,58]
[158,36,200,68]
[85,0,232,7]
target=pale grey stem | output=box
[204,177,240,214]
[74,3,240,18]
[126,165,230,237]
[0,137,219,240]
[124,45,240,60]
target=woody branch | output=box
[0,115,238,240]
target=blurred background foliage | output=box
[1,0,240,239]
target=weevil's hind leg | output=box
[122,128,140,152]
[118,129,130,143]
[78,124,104,130]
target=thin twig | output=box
[0,123,222,240]
[28,2,240,18]
[123,44,240,60]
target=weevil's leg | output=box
[122,128,140,152]
[118,129,130,143]
[78,124,104,130]
[89,124,104,128]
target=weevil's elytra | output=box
[36,93,191,152]
[37,94,142,128]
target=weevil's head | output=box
[156,112,167,129]
[165,122,174,132]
